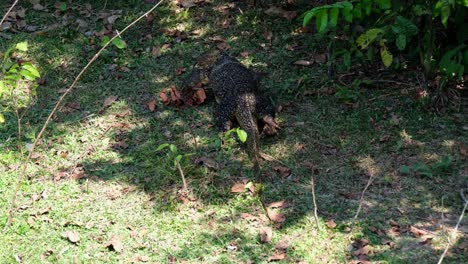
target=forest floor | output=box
[0,1,467,263]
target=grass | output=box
[1,1,467,263]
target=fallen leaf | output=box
[268,200,289,209]
[159,91,170,105]
[169,86,183,105]
[106,235,124,252]
[146,99,157,112]
[63,230,80,243]
[419,237,433,245]
[175,67,186,75]
[267,252,286,262]
[313,53,327,64]
[131,255,149,262]
[195,156,219,170]
[65,101,81,110]
[260,227,273,243]
[354,245,371,256]
[326,219,337,229]
[294,60,312,66]
[152,46,161,58]
[410,226,428,237]
[231,182,246,193]
[267,208,286,223]
[216,42,230,51]
[103,95,118,107]
[193,88,207,104]
[177,0,197,8]
[273,166,291,177]
[460,143,468,157]
[240,213,258,221]
[107,15,121,25]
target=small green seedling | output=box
[1,41,41,123]
[224,128,248,143]
[101,36,127,49]
[156,143,193,190]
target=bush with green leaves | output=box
[0,41,41,124]
[302,0,467,91]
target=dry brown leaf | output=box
[195,156,219,170]
[260,227,273,243]
[152,46,161,58]
[267,208,286,223]
[410,226,428,237]
[326,219,337,229]
[193,89,206,105]
[131,255,150,262]
[103,95,118,108]
[146,99,157,112]
[294,60,312,66]
[216,42,230,51]
[273,166,291,177]
[460,143,468,157]
[63,230,80,243]
[267,252,286,262]
[106,235,124,253]
[313,53,327,64]
[107,15,121,25]
[240,213,258,221]
[353,245,371,256]
[159,92,170,105]
[231,182,246,193]
[268,200,289,209]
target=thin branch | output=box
[0,0,19,28]
[437,190,468,264]
[176,161,187,191]
[353,172,377,221]
[310,175,320,230]
[3,0,166,232]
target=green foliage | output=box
[302,0,467,95]
[224,128,248,143]
[100,36,127,49]
[0,42,40,124]
[156,143,193,168]
[399,156,453,177]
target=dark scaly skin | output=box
[207,54,277,179]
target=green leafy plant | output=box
[224,128,248,143]
[0,41,41,124]
[302,0,468,97]
[156,143,193,190]
[101,36,127,49]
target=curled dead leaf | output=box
[273,166,291,177]
[63,230,80,243]
[326,219,337,229]
[260,227,273,243]
[106,235,124,253]
[268,200,289,209]
[294,60,312,66]
[267,252,286,262]
[159,92,170,105]
[195,156,219,170]
[103,95,118,108]
[146,99,157,112]
[231,182,246,193]
[267,208,286,223]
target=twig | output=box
[437,189,468,264]
[176,161,187,191]
[0,0,19,28]
[353,172,377,222]
[3,0,166,232]
[310,175,320,230]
